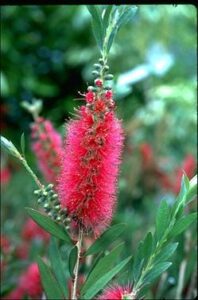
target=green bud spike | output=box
[98,58,105,65]
[43,203,49,209]
[103,65,109,71]
[93,63,102,69]
[104,74,114,80]
[92,70,99,77]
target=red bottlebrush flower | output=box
[4,263,42,300]
[18,263,42,298]
[15,242,29,260]
[173,154,196,194]
[58,92,124,236]
[31,117,63,185]
[105,90,113,100]
[21,218,50,243]
[4,287,25,300]
[0,166,11,186]
[98,285,135,300]
[85,91,95,103]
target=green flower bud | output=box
[104,74,114,80]
[92,70,99,77]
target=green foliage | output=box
[68,246,78,277]
[37,257,64,299]
[82,256,132,299]
[48,237,68,298]
[132,175,197,296]
[25,208,71,243]
[85,223,126,256]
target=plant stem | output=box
[19,156,44,190]
[72,228,83,300]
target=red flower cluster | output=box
[173,154,196,194]
[5,263,42,300]
[58,90,124,236]
[22,218,50,243]
[16,218,50,259]
[98,285,135,300]
[31,117,63,185]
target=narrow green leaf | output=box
[69,246,78,277]
[85,223,126,256]
[81,243,124,295]
[37,257,64,300]
[186,175,197,203]
[142,262,172,286]
[172,174,190,215]
[103,5,113,30]
[169,213,197,237]
[154,243,178,264]
[133,238,146,283]
[156,200,170,240]
[142,232,153,264]
[0,135,20,159]
[82,256,132,299]
[25,208,72,244]
[87,5,104,50]
[20,133,25,157]
[49,237,68,297]
[116,6,137,29]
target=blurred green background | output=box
[1,5,197,299]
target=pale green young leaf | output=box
[87,5,104,51]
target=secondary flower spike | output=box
[31,117,63,185]
[98,285,135,300]
[58,63,124,236]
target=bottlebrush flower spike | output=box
[98,285,135,300]
[31,117,63,185]
[58,72,124,236]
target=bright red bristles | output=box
[58,92,124,236]
[98,285,134,300]
[31,117,63,185]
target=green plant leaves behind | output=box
[37,257,64,300]
[87,5,138,55]
[85,223,126,256]
[156,200,170,240]
[81,242,124,295]
[87,6,104,51]
[25,208,72,244]
[20,133,25,157]
[154,242,178,265]
[82,255,132,299]
[48,237,68,298]
[69,246,78,277]
[142,262,172,287]
[169,213,197,238]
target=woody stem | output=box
[72,228,83,300]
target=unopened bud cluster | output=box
[34,184,70,227]
[88,57,114,93]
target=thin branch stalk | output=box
[72,228,83,300]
